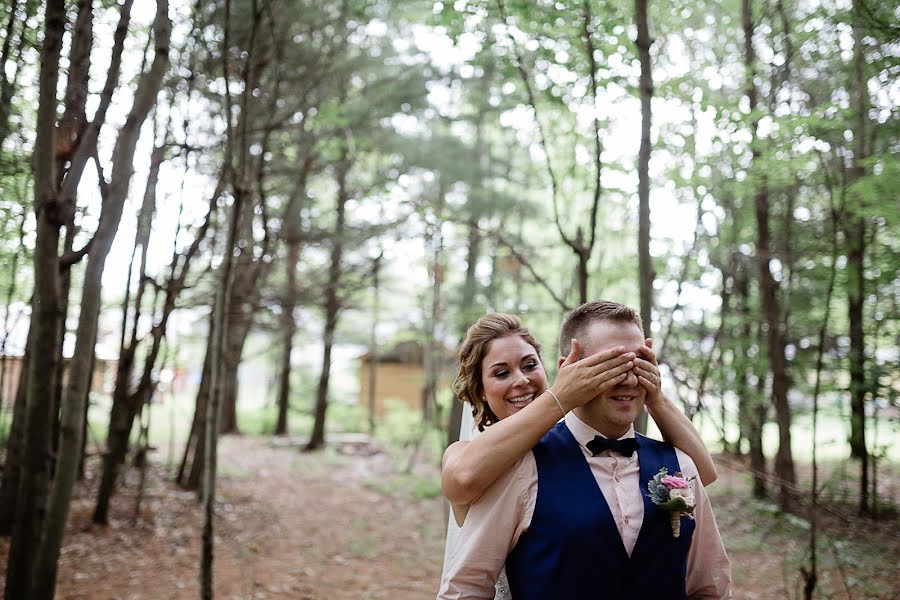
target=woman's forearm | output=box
[649,395,718,485]
[441,392,564,505]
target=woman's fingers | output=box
[633,363,657,379]
[633,357,658,375]
[637,344,657,365]
[579,345,627,366]
[594,359,636,384]
[560,338,582,368]
[637,375,657,393]
[594,371,629,392]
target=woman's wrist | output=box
[646,392,676,417]
[545,389,567,417]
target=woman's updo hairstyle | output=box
[453,313,542,431]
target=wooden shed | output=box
[358,340,456,419]
[0,355,117,405]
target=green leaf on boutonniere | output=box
[658,497,691,512]
[654,483,670,500]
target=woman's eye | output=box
[494,371,508,378]
[524,362,537,371]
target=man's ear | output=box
[557,356,565,368]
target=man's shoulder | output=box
[637,434,700,480]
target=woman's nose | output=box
[515,370,530,385]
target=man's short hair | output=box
[558,300,644,356]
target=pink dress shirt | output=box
[438,412,733,599]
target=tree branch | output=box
[494,0,574,251]
[492,230,571,311]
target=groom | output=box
[438,301,732,599]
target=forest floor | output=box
[1,435,898,600]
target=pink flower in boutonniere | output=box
[660,475,690,489]
[646,467,696,537]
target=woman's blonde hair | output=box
[453,313,542,431]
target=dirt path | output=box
[5,436,446,600]
[2,437,898,599]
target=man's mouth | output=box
[507,393,535,407]
[611,395,636,402]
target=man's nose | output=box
[622,369,639,387]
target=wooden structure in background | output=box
[358,340,455,419]
[0,355,117,406]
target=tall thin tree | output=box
[4,2,66,597]
[634,0,654,434]
[743,0,795,510]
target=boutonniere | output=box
[646,467,696,538]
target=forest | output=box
[0,0,897,598]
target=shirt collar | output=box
[564,411,636,452]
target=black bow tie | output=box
[586,435,639,457]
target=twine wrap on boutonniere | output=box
[646,467,696,537]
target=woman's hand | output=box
[634,338,663,410]
[551,339,635,412]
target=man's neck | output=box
[571,408,632,439]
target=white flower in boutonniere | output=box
[646,467,696,538]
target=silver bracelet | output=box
[546,389,566,417]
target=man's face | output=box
[569,320,646,438]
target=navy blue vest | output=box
[505,422,695,600]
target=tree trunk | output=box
[275,238,300,435]
[735,260,767,497]
[307,154,349,451]
[180,316,213,491]
[743,0,794,510]
[448,208,483,447]
[366,252,381,434]
[422,188,445,427]
[201,162,245,600]
[0,327,31,535]
[4,2,66,597]
[92,343,135,525]
[0,206,26,419]
[219,303,252,434]
[847,0,869,515]
[634,0,654,434]
[83,2,170,531]
[635,0,654,333]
